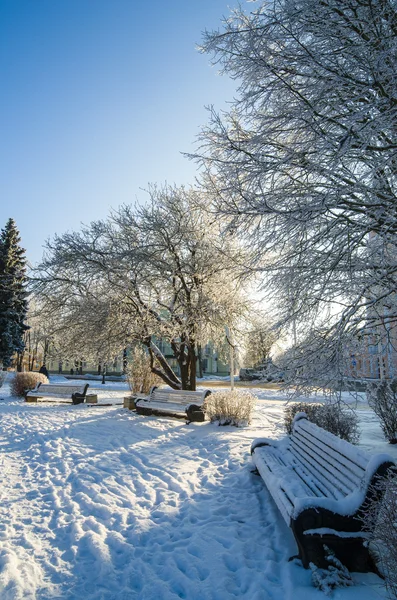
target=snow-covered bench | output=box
[25,383,89,405]
[251,412,396,572]
[135,387,211,422]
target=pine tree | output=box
[0,219,28,368]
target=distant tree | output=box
[0,219,28,369]
[243,318,279,368]
[34,186,251,389]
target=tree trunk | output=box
[189,346,197,391]
[16,351,24,372]
[146,339,182,389]
[179,342,197,391]
[197,344,203,379]
[122,348,128,374]
[43,339,49,365]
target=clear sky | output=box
[0,0,238,265]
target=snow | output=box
[0,374,393,599]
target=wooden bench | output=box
[25,383,89,405]
[251,412,396,572]
[135,387,211,422]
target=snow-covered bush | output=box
[367,379,397,444]
[310,546,353,595]
[126,346,160,395]
[10,372,48,397]
[0,371,5,388]
[284,402,359,443]
[363,473,397,599]
[205,390,255,426]
[284,402,322,434]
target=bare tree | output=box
[34,185,250,390]
[193,0,397,384]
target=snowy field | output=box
[0,376,395,600]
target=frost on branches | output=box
[194,0,397,388]
[34,185,251,390]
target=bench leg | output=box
[136,405,153,416]
[186,405,205,423]
[72,395,85,405]
[292,509,377,572]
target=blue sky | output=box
[0,0,238,264]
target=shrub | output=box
[367,379,397,444]
[205,390,256,427]
[10,372,48,397]
[284,401,360,443]
[126,346,161,395]
[363,473,397,599]
[0,371,5,388]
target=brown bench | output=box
[135,387,211,422]
[251,412,396,572]
[25,383,89,405]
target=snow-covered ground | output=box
[0,375,394,600]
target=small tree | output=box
[367,379,397,444]
[126,345,161,395]
[0,219,28,369]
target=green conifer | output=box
[0,219,28,367]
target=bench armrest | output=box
[251,437,284,454]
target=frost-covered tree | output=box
[194,0,397,383]
[34,186,250,389]
[243,317,279,368]
[0,219,28,368]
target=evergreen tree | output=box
[0,219,28,368]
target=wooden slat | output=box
[290,440,347,499]
[293,427,364,485]
[296,419,369,470]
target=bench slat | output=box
[290,439,350,499]
[296,419,369,471]
[254,451,294,524]
[293,427,364,486]
[136,400,187,414]
[291,433,359,492]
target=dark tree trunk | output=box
[97,363,102,375]
[197,345,203,379]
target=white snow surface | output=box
[0,375,393,599]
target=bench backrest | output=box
[150,387,211,405]
[33,383,89,396]
[291,414,372,500]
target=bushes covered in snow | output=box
[284,402,360,443]
[0,371,5,387]
[363,473,397,599]
[367,379,397,444]
[310,546,353,595]
[205,390,255,426]
[10,371,48,397]
[126,346,160,395]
